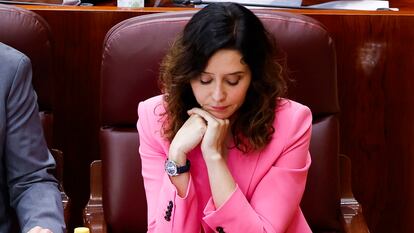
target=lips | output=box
[211,106,228,111]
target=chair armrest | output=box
[339,154,370,233]
[50,148,71,224]
[341,198,369,233]
[83,160,107,233]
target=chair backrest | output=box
[100,10,340,233]
[0,4,54,146]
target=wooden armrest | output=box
[50,148,71,224]
[83,160,107,233]
[339,154,370,233]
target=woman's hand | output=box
[188,108,236,208]
[187,108,230,161]
[169,113,207,163]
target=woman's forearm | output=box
[205,155,236,208]
[168,149,190,197]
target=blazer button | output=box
[164,200,174,222]
[167,201,173,211]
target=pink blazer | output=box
[137,95,312,233]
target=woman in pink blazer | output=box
[137,3,312,233]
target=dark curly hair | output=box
[159,3,287,152]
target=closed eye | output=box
[226,80,239,86]
[226,75,242,86]
[199,74,213,85]
[200,79,212,85]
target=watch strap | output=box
[176,159,191,174]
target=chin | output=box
[204,108,234,119]
[210,112,232,119]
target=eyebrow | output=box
[202,71,245,76]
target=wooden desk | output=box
[18,5,414,232]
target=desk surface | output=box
[19,5,414,14]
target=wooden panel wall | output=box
[22,6,414,232]
[311,13,414,233]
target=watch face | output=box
[165,160,178,176]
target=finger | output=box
[28,226,41,233]
[188,112,203,120]
[41,229,52,233]
[188,108,220,124]
[27,226,52,233]
[187,107,205,116]
[187,113,207,128]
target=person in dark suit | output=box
[0,42,65,233]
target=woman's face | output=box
[190,49,251,119]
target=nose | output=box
[212,83,226,102]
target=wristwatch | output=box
[164,159,191,176]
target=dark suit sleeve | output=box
[4,55,65,233]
